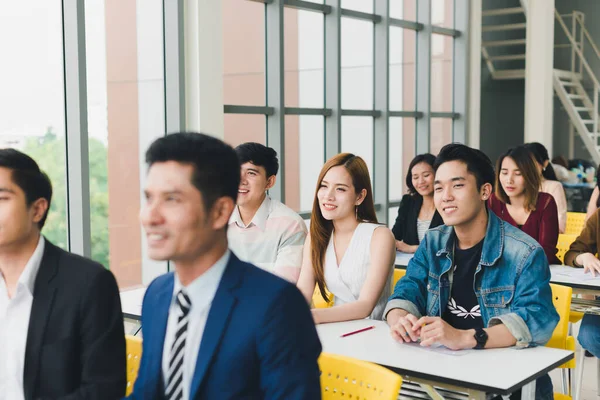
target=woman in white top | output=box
[525,142,568,233]
[297,153,395,323]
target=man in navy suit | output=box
[129,132,322,400]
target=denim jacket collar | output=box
[434,210,503,267]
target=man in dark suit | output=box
[129,132,321,400]
[0,149,125,399]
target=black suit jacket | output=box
[391,194,443,245]
[23,239,126,400]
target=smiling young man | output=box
[129,133,321,400]
[384,143,559,399]
[227,142,307,283]
[0,149,125,399]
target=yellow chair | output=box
[125,335,143,396]
[565,212,586,235]
[313,286,334,308]
[392,269,406,288]
[547,284,576,398]
[318,353,402,399]
[556,234,579,264]
[568,310,584,325]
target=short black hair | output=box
[433,143,495,190]
[145,132,240,212]
[235,142,279,177]
[0,149,52,229]
[524,142,558,181]
[406,153,436,195]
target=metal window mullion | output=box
[453,0,468,144]
[389,111,423,118]
[324,0,341,159]
[431,112,460,119]
[389,18,423,31]
[224,105,275,115]
[373,0,389,223]
[266,0,285,202]
[62,0,91,257]
[432,25,461,37]
[416,0,432,154]
[340,8,382,23]
[283,0,332,14]
[284,107,332,116]
[164,0,186,133]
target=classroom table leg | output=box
[520,380,536,400]
[464,388,486,400]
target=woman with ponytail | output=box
[525,142,568,233]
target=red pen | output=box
[340,325,375,337]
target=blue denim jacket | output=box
[384,211,559,347]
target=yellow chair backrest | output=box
[125,335,143,396]
[547,284,576,369]
[313,285,334,308]
[318,353,402,400]
[392,269,406,288]
[556,234,578,263]
[565,212,586,235]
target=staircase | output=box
[482,1,600,164]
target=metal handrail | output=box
[555,10,600,137]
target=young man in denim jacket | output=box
[384,143,559,399]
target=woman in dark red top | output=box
[488,146,560,264]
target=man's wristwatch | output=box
[473,328,488,349]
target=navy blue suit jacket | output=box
[128,253,322,399]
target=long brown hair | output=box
[310,153,377,302]
[494,146,541,212]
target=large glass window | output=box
[224,114,267,147]
[0,1,68,249]
[432,0,454,29]
[431,34,454,112]
[430,118,453,155]
[85,0,166,288]
[285,116,325,213]
[341,18,374,110]
[390,27,416,111]
[390,0,416,21]
[389,117,416,201]
[222,0,266,106]
[284,8,324,108]
[341,0,373,14]
[341,117,374,176]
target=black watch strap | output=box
[473,327,488,349]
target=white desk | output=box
[550,265,600,292]
[550,265,600,316]
[395,251,413,268]
[120,286,146,321]
[317,320,572,399]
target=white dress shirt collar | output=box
[1,235,45,297]
[229,195,271,231]
[171,249,231,312]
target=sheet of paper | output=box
[552,266,600,282]
[404,341,474,356]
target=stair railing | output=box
[555,10,600,138]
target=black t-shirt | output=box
[442,238,485,330]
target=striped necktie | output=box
[165,290,191,400]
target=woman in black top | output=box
[392,153,443,253]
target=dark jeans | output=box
[492,373,553,400]
[578,314,600,358]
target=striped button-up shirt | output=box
[228,196,307,283]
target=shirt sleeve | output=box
[273,218,308,284]
[391,195,411,241]
[564,210,599,266]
